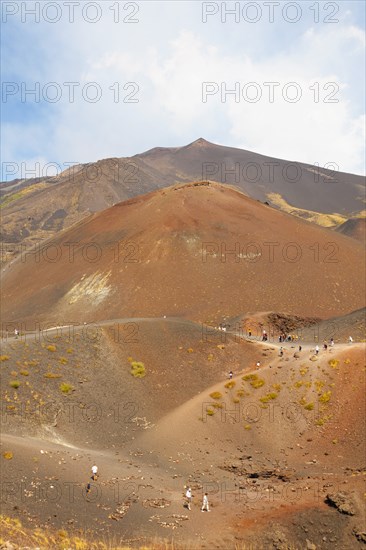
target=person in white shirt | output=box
[185,487,192,510]
[201,492,210,512]
[91,465,98,480]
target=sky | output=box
[1,0,365,180]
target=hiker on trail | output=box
[185,487,192,510]
[14,328,19,339]
[256,361,261,369]
[323,343,328,351]
[248,328,252,337]
[279,347,284,357]
[330,338,334,347]
[201,492,210,512]
[315,345,319,355]
[299,345,302,352]
[86,482,91,494]
[349,336,353,344]
[229,370,233,380]
[91,465,98,480]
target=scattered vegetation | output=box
[46,345,57,352]
[2,452,13,460]
[259,392,278,403]
[251,378,265,389]
[44,373,62,379]
[319,391,331,403]
[242,373,265,388]
[209,391,222,400]
[130,361,146,378]
[59,383,73,394]
[304,402,314,411]
[328,359,339,369]
[19,370,29,376]
[314,380,325,393]
[224,380,236,389]
[0,355,10,361]
[243,374,257,381]
[9,380,20,389]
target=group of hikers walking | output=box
[185,487,210,512]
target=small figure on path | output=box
[91,465,98,480]
[201,492,210,512]
[185,487,192,510]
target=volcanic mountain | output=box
[334,217,366,242]
[1,138,364,264]
[1,181,365,329]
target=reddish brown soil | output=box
[1,182,365,328]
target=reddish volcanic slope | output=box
[1,181,365,327]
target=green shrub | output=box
[250,378,265,389]
[9,380,20,389]
[3,451,13,460]
[242,373,257,381]
[319,391,331,403]
[130,361,146,378]
[60,383,73,394]
[224,380,236,389]
[46,345,57,352]
[209,391,222,399]
[259,392,278,403]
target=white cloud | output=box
[2,1,365,176]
